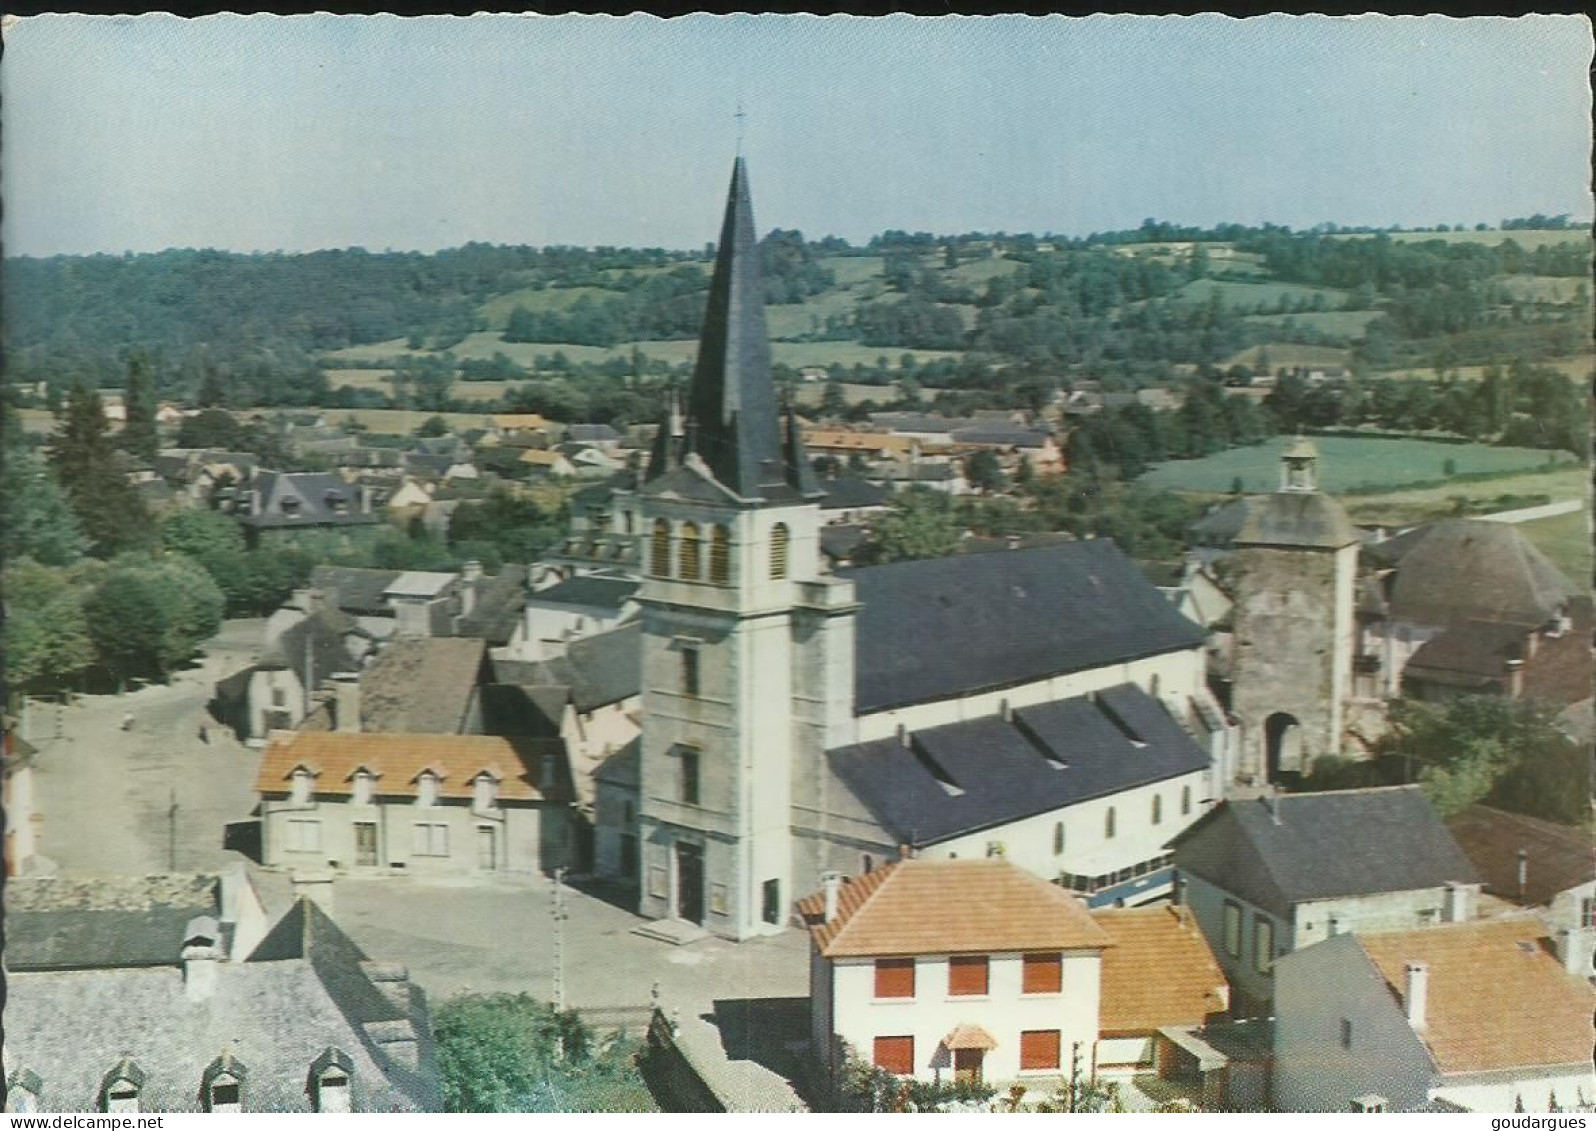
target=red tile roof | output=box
[797,859,1112,958]
[1091,906,1229,1035]
[256,731,563,803]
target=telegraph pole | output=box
[551,866,568,1010]
[168,787,179,871]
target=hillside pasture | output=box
[325,367,397,391]
[478,284,616,330]
[1516,510,1592,586]
[1374,351,1594,384]
[1241,310,1383,338]
[821,255,886,287]
[791,380,893,409]
[1140,435,1576,495]
[1328,228,1590,250]
[1173,279,1352,313]
[942,255,1029,284]
[1221,343,1355,371]
[1493,275,1588,304]
[1338,465,1587,528]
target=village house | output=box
[3,892,440,1113]
[506,572,640,662]
[255,731,568,876]
[235,470,383,548]
[802,429,921,463]
[298,636,491,736]
[798,859,1112,1092]
[1271,918,1595,1112]
[1170,786,1480,1018]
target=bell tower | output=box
[629,158,837,940]
[1231,438,1360,785]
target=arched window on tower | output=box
[1104,806,1116,840]
[1181,784,1193,816]
[679,522,702,580]
[770,523,790,580]
[709,525,731,584]
[650,519,672,577]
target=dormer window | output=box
[281,496,301,515]
[99,1059,146,1114]
[473,772,499,811]
[417,771,440,808]
[291,767,314,805]
[307,1048,354,1114]
[352,769,375,805]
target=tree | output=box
[121,352,160,461]
[415,414,451,438]
[857,491,962,564]
[2,559,96,691]
[432,993,650,1114]
[48,382,151,557]
[447,491,564,564]
[820,380,848,418]
[965,449,1005,494]
[1,450,88,566]
[84,569,170,681]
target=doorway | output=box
[675,841,705,924]
[476,826,498,871]
[1265,712,1304,781]
[953,1049,984,1085]
[354,822,378,867]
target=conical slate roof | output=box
[645,158,819,506]
[1386,519,1581,627]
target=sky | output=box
[3,13,1591,257]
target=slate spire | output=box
[654,157,819,503]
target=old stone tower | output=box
[627,158,857,941]
[1230,438,1359,783]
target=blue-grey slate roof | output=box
[828,683,1209,846]
[529,574,640,611]
[1171,785,1477,918]
[842,540,1208,713]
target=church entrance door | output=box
[675,841,705,924]
[1265,712,1304,781]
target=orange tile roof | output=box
[1091,906,1229,1035]
[944,1023,998,1051]
[801,430,917,455]
[255,732,561,803]
[492,414,550,431]
[1358,918,1595,1075]
[797,859,1112,958]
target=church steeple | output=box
[648,157,820,504]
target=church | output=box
[596,159,1240,941]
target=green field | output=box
[478,284,615,330]
[1375,352,1594,384]
[1221,343,1354,371]
[1339,466,1587,527]
[822,255,886,286]
[1494,274,1588,303]
[943,255,1029,284]
[1172,279,1352,312]
[1241,310,1382,338]
[1140,435,1577,495]
[791,380,893,409]
[1517,510,1593,585]
[1329,228,1590,249]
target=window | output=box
[1582,898,1596,929]
[861,853,874,874]
[271,686,287,708]
[650,519,672,577]
[1053,821,1065,856]
[209,1081,241,1113]
[770,523,790,579]
[287,819,321,853]
[1019,1030,1062,1071]
[290,768,313,804]
[413,822,450,857]
[106,1083,140,1114]
[1181,784,1192,816]
[679,748,701,805]
[352,770,375,805]
[1253,915,1275,975]
[762,879,781,925]
[681,648,701,698]
[1022,953,1063,994]
[1104,806,1116,840]
[1222,901,1242,958]
[874,958,916,999]
[417,771,440,808]
[948,955,989,996]
[314,1070,350,1114]
[709,525,731,583]
[1151,794,1163,825]
[873,1035,914,1075]
[1340,1018,1353,1050]
[473,773,498,811]
[678,522,702,580]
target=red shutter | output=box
[873,1035,915,1075]
[1020,1029,1062,1070]
[874,957,916,999]
[948,955,990,996]
[1022,952,1063,994]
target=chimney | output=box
[459,561,483,618]
[182,916,222,1001]
[330,673,361,734]
[1327,914,1341,937]
[821,871,842,923]
[1000,698,1013,723]
[1554,928,1593,976]
[1442,881,1475,923]
[1517,848,1529,900]
[1403,962,1428,1030]
[896,723,909,748]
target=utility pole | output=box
[551,866,568,1010]
[167,787,179,871]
